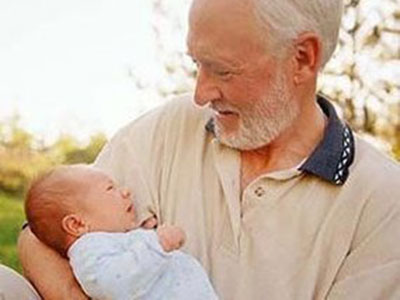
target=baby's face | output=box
[76,168,137,233]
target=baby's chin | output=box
[124,221,138,232]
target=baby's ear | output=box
[62,214,88,237]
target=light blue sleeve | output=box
[69,230,170,300]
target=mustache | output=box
[210,101,239,114]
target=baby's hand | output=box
[141,215,158,229]
[156,225,186,252]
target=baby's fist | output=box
[157,225,186,252]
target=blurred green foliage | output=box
[0,115,107,195]
[0,193,24,273]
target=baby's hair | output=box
[25,165,85,256]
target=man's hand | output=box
[156,225,186,252]
[17,226,88,300]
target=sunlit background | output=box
[0,0,399,273]
[0,0,191,142]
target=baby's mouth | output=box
[126,203,134,213]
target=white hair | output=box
[252,0,343,68]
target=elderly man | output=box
[18,0,400,299]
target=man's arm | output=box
[17,227,88,300]
[327,191,400,300]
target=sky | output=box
[0,0,190,143]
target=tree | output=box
[0,117,108,194]
[319,0,400,157]
[0,116,50,194]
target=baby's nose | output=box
[121,188,131,199]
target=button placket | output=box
[211,140,242,251]
[254,186,266,197]
[241,177,291,217]
[241,181,269,215]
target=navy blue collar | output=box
[205,95,355,186]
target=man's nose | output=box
[194,68,221,107]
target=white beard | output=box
[213,68,300,150]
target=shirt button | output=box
[254,186,265,197]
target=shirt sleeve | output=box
[69,230,171,300]
[327,184,400,300]
[93,121,158,225]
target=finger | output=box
[142,216,158,229]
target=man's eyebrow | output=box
[188,54,238,68]
[185,50,245,73]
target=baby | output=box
[25,165,218,300]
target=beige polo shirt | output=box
[94,94,400,300]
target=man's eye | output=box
[216,70,233,78]
[217,70,230,76]
[106,185,114,191]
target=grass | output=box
[0,192,25,273]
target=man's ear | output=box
[291,32,322,85]
[62,214,88,237]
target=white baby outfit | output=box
[68,229,218,300]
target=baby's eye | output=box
[106,185,114,191]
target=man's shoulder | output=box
[354,135,400,175]
[352,135,400,196]
[116,93,207,138]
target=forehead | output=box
[187,0,266,60]
[73,168,111,203]
[75,167,109,185]
[52,167,110,191]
